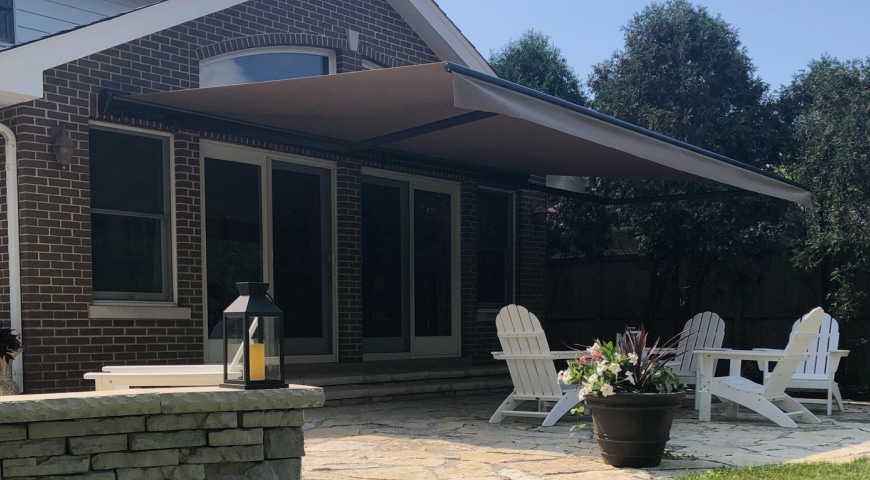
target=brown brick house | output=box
[0,0,809,393]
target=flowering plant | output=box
[559,328,685,398]
[0,328,22,364]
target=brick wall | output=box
[515,178,547,316]
[459,180,482,361]
[336,159,363,362]
[173,133,206,363]
[0,0,441,393]
[0,0,547,392]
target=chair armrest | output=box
[493,352,569,361]
[752,348,780,378]
[493,351,578,361]
[827,349,850,377]
[696,348,810,378]
[551,351,579,360]
[694,348,795,361]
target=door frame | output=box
[201,141,338,363]
[361,167,462,360]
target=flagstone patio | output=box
[302,392,870,479]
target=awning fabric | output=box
[121,61,811,208]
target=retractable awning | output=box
[103,61,811,208]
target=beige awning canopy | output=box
[111,61,811,208]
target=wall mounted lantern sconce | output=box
[49,124,75,169]
[532,204,549,227]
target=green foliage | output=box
[662,450,698,461]
[675,457,870,479]
[546,195,613,259]
[779,57,870,321]
[0,328,21,364]
[590,0,768,152]
[489,29,586,106]
[585,0,794,322]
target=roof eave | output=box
[0,0,247,109]
[0,0,494,110]
[386,0,494,75]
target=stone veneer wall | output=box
[0,385,324,480]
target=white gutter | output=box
[0,122,22,392]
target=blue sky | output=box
[434,0,870,92]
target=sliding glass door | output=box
[204,158,263,345]
[361,178,410,354]
[271,162,333,356]
[203,143,335,362]
[361,172,460,358]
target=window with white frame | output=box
[477,190,514,307]
[0,0,13,44]
[90,127,172,302]
[200,46,336,87]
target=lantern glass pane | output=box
[254,315,283,382]
[225,315,246,382]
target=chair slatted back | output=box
[790,313,838,380]
[674,312,725,379]
[495,305,562,398]
[763,307,825,397]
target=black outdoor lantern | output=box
[220,282,287,390]
[532,204,549,227]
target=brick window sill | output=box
[89,304,192,320]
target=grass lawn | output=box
[674,457,870,479]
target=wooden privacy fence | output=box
[543,255,870,386]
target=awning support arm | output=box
[100,89,495,156]
[347,111,496,151]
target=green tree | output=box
[489,29,586,106]
[780,56,870,320]
[587,0,794,323]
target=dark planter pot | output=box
[584,391,686,468]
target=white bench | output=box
[84,365,224,391]
[87,321,258,390]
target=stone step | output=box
[282,360,513,404]
[322,373,513,405]
[287,364,509,387]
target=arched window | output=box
[200,47,336,88]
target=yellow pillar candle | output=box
[249,343,266,381]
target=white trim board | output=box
[385,0,493,75]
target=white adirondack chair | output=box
[758,313,849,415]
[695,307,825,428]
[490,304,579,427]
[673,311,726,386]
